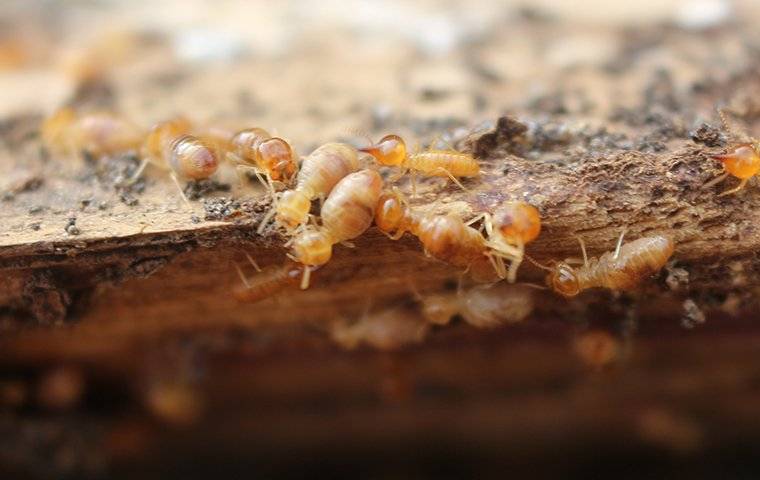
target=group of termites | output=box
[41,105,757,336]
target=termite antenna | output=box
[525,254,553,272]
[718,107,751,144]
[343,126,374,147]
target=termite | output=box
[703,108,760,196]
[419,282,534,329]
[41,107,144,157]
[329,307,429,351]
[573,330,619,370]
[534,231,674,297]
[135,117,220,204]
[233,260,306,304]
[229,127,298,185]
[481,201,541,283]
[359,134,479,193]
[374,189,510,281]
[289,169,383,288]
[267,142,360,232]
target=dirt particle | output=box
[468,115,529,158]
[119,191,139,206]
[680,298,706,329]
[65,217,81,236]
[183,179,230,200]
[665,263,689,291]
[203,197,242,221]
[690,123,725,147]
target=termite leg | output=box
[506,239,525,283]
[299,268,310,290]
[702,172,729,190]
[389,168,407,183]
[125,158,150,185]
[718,178,749,197]
[575,235,589,267]
[170,172,191,207]
[340,240,356,248]
[256,205,277,234]
[235,263,251,289]
[431,166,468,192]
[613,229,628,260]
[245,253,262,272]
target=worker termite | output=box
[329,307,429,351]
[374,189,509,281]
[232,260,306,304]
[268,142,360,232]
[289,169,383,288]
[533,232,674,297]
[135,117,220,204]
[359,134,479,193]
[229,127,298,185]
[41,107,144,158]
[704,108,760,196]
[481,201,542,283]
[419,282,534,329]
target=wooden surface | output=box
[2,1,760,478]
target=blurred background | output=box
[2,0,760,478]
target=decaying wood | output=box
[5,1,760,477]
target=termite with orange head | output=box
[134,117,220,205]
[418,282,535,329]
[533,231,674,298]
[479,201,541,283]
[229,127,298,187]
[374,188,507,281]
[288,168,384,289]
[41,107,144,158]
[261,142,359,233]
[703,108,760,196]
[359,134,479,194]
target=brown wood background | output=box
[2,1,760,477]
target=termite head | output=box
[276,190,311,229]
[493,201,541,245]
[41,108,77,150]
[712,144,760,179]
[169,135,219,180]
[547,262,580,297]
[420,293,459,325]
[359,134,406,167]
[291,229,333,266]
[258,137,297,182]
[375,190,407,235]
[143,117,193,161]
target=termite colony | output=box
[40,107,681,351]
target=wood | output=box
[2,1,760,477]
